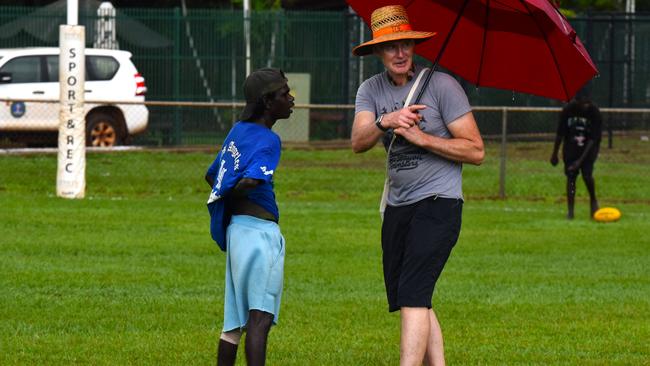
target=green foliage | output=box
[560,0,621,12]
[560,8,578,17]
[1,141,648,364]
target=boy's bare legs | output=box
[217,330,241,366]
[245,310,274,366]
[217,340,238,366]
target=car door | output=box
[0,55,59,131]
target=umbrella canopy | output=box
[347,0,598,101]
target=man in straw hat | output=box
[205,68,294,366]
[351,5,484,365]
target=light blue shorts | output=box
[223,215,285,332]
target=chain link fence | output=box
[1,7,649,106]
[2,98,648,145]
[2,99,649,201]
[1,7,649,146]
[1,6,649,201]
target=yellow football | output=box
[593,207,621,222]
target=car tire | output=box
[86,113,122,147]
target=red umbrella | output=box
[347,0,598,102]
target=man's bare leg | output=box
[400,307,430,366]
[423,309,445,366]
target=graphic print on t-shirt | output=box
[389,150,425,172]
[567,116,591,147]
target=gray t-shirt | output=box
[355,66,472,205]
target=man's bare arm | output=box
[351,105,426,153]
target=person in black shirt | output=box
[550,96,602,219]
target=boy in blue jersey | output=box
[205,68,294,366]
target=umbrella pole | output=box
[414,0,470,104]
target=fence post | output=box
[499,107,507,199]
[607,13,615,149]
[173,7,182,146]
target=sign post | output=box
[56,1,86,199]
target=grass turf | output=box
[0,140,648,365]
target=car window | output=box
[45,56,59,82]
[88,56,119,81]
[47,56,88,82]
[0,56,42,83]
[45,55,119,82]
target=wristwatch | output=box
[375,114,388,132]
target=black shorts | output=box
[563,145,599,179]
[381,196,462,312]
[564,158,596,179]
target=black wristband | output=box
[375,114,388,132]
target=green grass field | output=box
[1,139,649,365]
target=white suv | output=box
[0,47,148,147]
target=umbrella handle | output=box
[414,0,470,104]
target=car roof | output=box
[0,47,133,58]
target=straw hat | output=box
[352,5,436,57]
